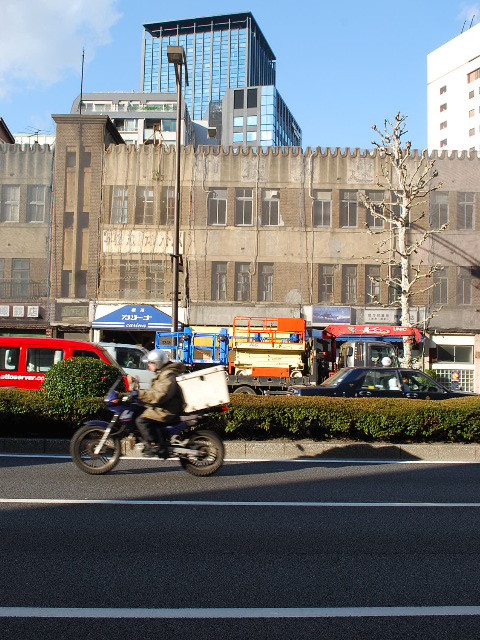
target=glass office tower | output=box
[142,13,276,121]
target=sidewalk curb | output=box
[1,438,480,462]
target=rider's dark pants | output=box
[135,415,166,448]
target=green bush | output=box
[41,357,124,402]
[1,389,480,442]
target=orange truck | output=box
[227,316,323,395]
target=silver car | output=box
[97,343,155,389]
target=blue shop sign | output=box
[312,306,351,325]
[93,305,172,330]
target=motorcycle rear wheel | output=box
[179,430,224,477]
[70,425,121,475]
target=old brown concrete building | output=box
[1,114,479,389]
[49,115,124,338]
[0,143,53,335]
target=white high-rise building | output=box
[427,22,480,153]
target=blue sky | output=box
[1,0,478,150]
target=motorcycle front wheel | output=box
[179,430,224,477]
[70,425,121,475]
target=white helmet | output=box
[143,350,168,370]
[381,357,392,367]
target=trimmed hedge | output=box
[1,391,480,442]
[42,357,124,402]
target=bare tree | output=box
[361,112,446,367]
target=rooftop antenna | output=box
[461,20,466,33]
[79,48,85,115]
[469,15,476,28]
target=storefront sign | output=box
[93,305,172,330]
[364,308,399,324]
[312,306,351,325]
[12,306,25,318]
[102,230,184,255]
[27,306,39,318]
[0,306,9,317]
[61,306,89,318]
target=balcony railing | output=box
[0,279,48,301]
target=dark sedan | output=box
[288,367,475,400]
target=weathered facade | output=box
[1,115,480,389]
[50,115,124,338]
[0,143,53,335]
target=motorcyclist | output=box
[133,350,185,457]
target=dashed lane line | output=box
[1,498,480,507]
[0,606,479,618]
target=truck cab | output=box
[337,340,398,370]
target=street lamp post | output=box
[167,45,188,332]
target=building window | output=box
[66,151,76,168]
[61,271,71,297]
[430,192,449,228]
[1,185,20,223]
[457,267,472,305]
[318,264,334,303]
[247,88,257,108]
[27,185,47,223]
[469,128,475,137]
[365,265,381,303]
[233,132,243,143]
[12,258,29,297]
[111,187,128,224]
[120,260,138,299]
[342,265,357,304]
[246,131,257,142]
[390,192,409,227]
[469,90,475,99]
[312,191,331,227]
[433,268,448,305]
[437,344,474,364]
[440,103,447,112]
[135,187,154,225]
[469,109,475,118]
[233,116,244,128]
[365,191,384,228]
[246,115,257,126]
[440,85,446,94]
[340,191,357,228]
[258,263,273,302]
[211,262,227,300]
[234,90,244,109]
[160,187,174,225]
[76,271,87,298]
[440,121,447,129]
[388,265,401,305]
[440,139,447,147]
[235,188,253,226]
[162,120,176,132]
[235,263,250,301]
[208,189,227,226]
[457,192,474,229]
[467,67,480,83]
[146,262,164,298]
[261,190,280,226]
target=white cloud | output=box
[457,3,480,27]
[0,0,121,98]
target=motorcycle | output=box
[70,379,226,477]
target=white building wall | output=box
[427,22,480,153]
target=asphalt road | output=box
[1,454,480,639]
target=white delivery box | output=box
[176,365,230,413]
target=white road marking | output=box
[0,606,479,618]
[0,453,478,465]
[1,498,480,508]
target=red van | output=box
[0,337,122,391]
